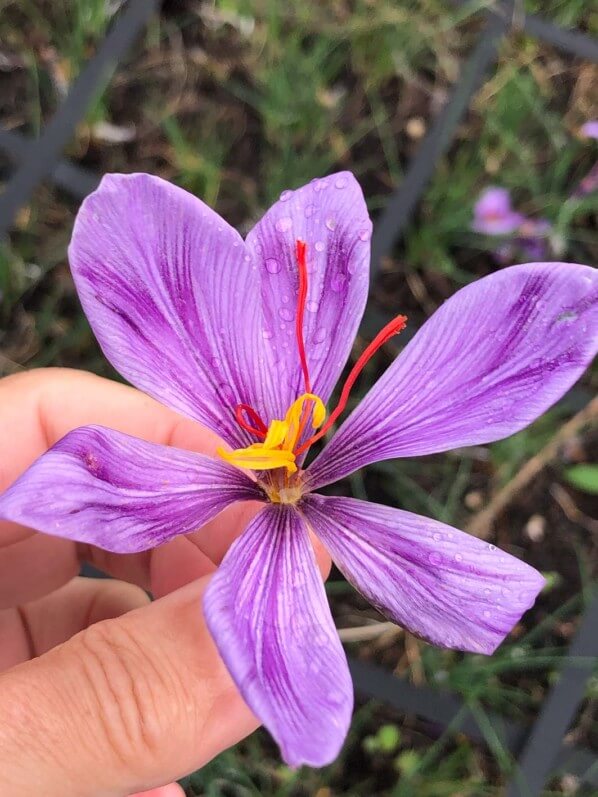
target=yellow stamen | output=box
[217,445,297,473]
[281,393,326,453]
[217,392,326,474]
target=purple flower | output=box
[472,187,524,236]
[1,172,597,767]
[580,120,598,140]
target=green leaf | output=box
[563,464,598,495]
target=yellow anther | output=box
[217,392,327,475]
[282,393,326,452]
[262,420,288,449]
[217,445,297,473]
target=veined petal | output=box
[303,495,545,654]
[0,426,263,553]
[245,172,371,416]
[307,262,598,489]
[69,173,268,447]
[204,504,352,767]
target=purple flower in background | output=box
[1,172,597,767]
[472,186,524,235]
[580,120,598,140]
[472,188,554,264]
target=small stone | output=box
[524,514,546,542]
[405,117,425,139]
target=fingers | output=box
[0,533,79,608]
[0,368,221,546]
[0,368,258,595]
[131,787,185,797]
[0,575,258,797]
[0,577,150,670]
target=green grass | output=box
[1,1,597,794]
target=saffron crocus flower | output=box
[1,173,597,768]
[472,186,524,235]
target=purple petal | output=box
[204,504,352,767]
[245,172,371,414]
[0,426,262,553]
[307,262,598,489]
[580,120,598,140]
[472,187,524,235]
[303,494,545,654]
[69,173,270,447]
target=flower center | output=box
[216,238,408,478]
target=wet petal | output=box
[0,426,262,553]
[204,504,352,767]
[303,494,545,654]
[245,172,371,416]
[307,262,598,489]
[69,173,267,447]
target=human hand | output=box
[0,368,265,797]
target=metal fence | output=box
[0,1,597,794]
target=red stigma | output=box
[296,313,408,456]
[235,403,267,439]
[295,239,312,393]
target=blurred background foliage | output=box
[0,1,597,794]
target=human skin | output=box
[0,368,330,797]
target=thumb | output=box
[0,576,258,797]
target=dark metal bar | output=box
[452,3,598,63]
[350,657,598,787]
[506,591,598,796]
[0,129,99,198]
[0,0,159,237]
[370,4,512,277]
[514,9,598,63]
[349,657,524,750]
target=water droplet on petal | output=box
[433,532,442,541]
[315,240,325,252]
[279,307,294,322]
[265,257,281,274]
[325,217,336,231]
[429,552,442,566]
[312,327,327,344]
[275,216,292,233]
[306,300,319,313]
[483,610,491,619]
[335,176,347,189]
[455,553,463,562]
[280,189,292,202]
[217,383,235,404]
[262,328,273,340]
[304,204,316,218]
[358,227,371,242]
